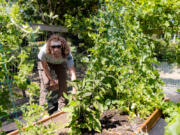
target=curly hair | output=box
[46,34,70,58]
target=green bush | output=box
[65,0,179,62]
[62,0,179,134]
[165,107,180,135]
[0,1,39,128]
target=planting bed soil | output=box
[54,109,145,135]
[81,109,144,135]
[57,109,161,135]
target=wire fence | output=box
[0,31,72,122]
[156,62,180,92]
[155,48,180,104]
[0,32,49,121]
[0,30,72,121]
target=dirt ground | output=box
[54,110,143,135]
[99,110,143,135]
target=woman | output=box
[38,34,76,111]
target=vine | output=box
[64,0,179,134]
[0,1,44,132]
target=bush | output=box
[63,1,178,134]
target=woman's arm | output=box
[68,66,77,94]
[41,61,56,85]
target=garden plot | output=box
[51,62,180,135]
[1,64,86,134]
[54,110,144,135]
[5,62,180,135]
[7,109,160,135]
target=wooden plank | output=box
[37,111,65,124]
[7,111,65,135]
[31,23,67,32]
[133,109,162,135]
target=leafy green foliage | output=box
[135,0,179,63]
[14,50,33,90]
[62,0,180,134]
[16,82,56,135]
[165,107,180,135]
[16,0,101,53]
[0,0,39,127]
[65,0,179,62]
[17,0,99,25]
[177,88,180,93]
[0,0,179,134]
[0,1,23,117]
[0,2,63,134]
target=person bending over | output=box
[38,34,76,111]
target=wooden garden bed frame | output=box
[133,109,162,135]
[7,109,161,135]
[7,111,65,135]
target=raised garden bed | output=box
[81,109,161,135]
[7,109,161,135]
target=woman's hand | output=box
[50,79,56,86]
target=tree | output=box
[17,0,99,25]
[65,0,179,55]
